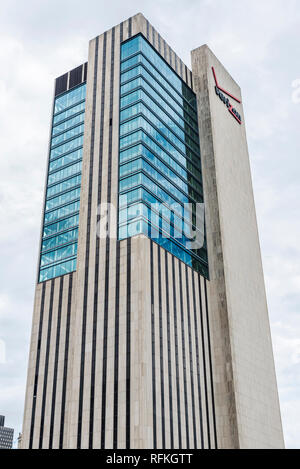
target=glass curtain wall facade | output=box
[118,34,208,277]
[39,83,86,282]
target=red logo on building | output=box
[212,67,242,125]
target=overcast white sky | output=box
[0,0,299,449]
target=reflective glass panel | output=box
[119,35,208,278]
[39,82,86,282]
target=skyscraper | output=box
[0,416,14,449]
[21,13,284,449]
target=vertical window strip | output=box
[128,17,132,38]
[191,271,204,448]
[178,261,190,448]
[90,235,99,448]
[101,27,115,449]
[197,273,211,448]
[150,241,157,449]
[157,247,166,449]
[39,279,55,448]
[204,279,218,449]
[126,238,131,449]
[59,273,73,448]
[120,21,124,43]
[29,282,46,449]
[39,80,86,283]
[113,240,120,448]
[113,24,122,449]
[185,265,197,448]
[165,251,174,448]
[174,52,178,74]
[49,276,64,448]
[171,256,182,448]
[89,31,107,450]
[77,35,99,449]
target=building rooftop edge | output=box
[89,12,193,75]
[191,44,241,90]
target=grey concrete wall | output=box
[191,45,284,449]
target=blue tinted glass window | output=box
[46,174,82,198]
[50,135,84,160]
[44,200,80,224]
[39,82,86,282]
[43,214,79,238]
[48,161,82,185]
[51,123,84,148]
[120,115,200,169]
[120,99,199,153]
[119,35,208,278]
[52,112,85,137]
[42,228,78,252]
[121,36,141,60]
[40,242,77,267]
[39,258,77,283]
[121,74,199,133]
[49,148,82,172]
[54,84,86,114]
[120,130,202,182]
[45,188,81,211]
[121,50,197,119]
[53,101,85,125]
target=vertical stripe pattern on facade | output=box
[171,256,182,448]
[28,283,46,448]
[59,274,73,448]
[112,20,123,450]
[38,279,55,448]
[88,31,107,449]
[126,238,131,449]
[76,35,99,449]
[178,262,190,448]
[185,265,197,448]
[49,276,64,448]
[204,279,218,448]
[100,26,115,449]
[165,251,174,448]
[22,14,217,450]
[191,270,204,448]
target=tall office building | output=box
[0,416,14,449]
[21,14,284,449]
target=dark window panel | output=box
[69,65,83,90]
[55,73,68,97]
[84,62,88,82]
